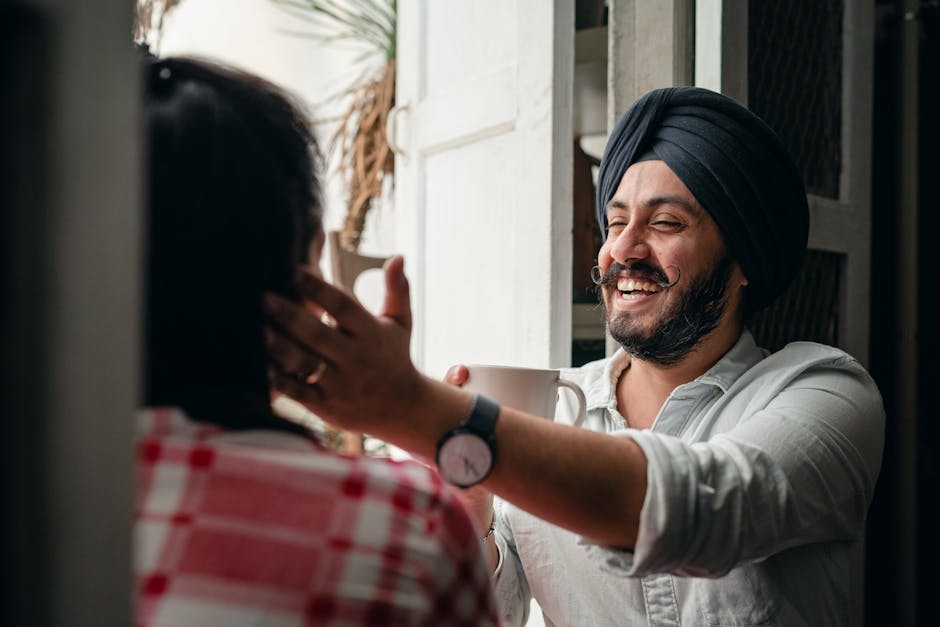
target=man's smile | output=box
[603,272,668,311]
[615,277,663,300]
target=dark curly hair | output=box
[143,54,322,431]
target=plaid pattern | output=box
[135,408,500,627]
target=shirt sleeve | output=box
[583,355,885,578]
[491,498,531,626]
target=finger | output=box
[263,293,349,361]
[444,364,469,387]
[380,255,412,332]
[268,366,324,411]
[264,327,329,379]
[293,268,373,335]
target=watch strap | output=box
[463,394,499,436]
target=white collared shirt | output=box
[492,331,884,627]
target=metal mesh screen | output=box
[748,0,844,199]
[749,249,843,352]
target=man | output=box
[137,54,499,626]
[267,87,884,626]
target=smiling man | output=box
[598,160,743,372]
[267,87,886,626]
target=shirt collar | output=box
[695,329,766,393]
[584,329,766,410]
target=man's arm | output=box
[265,258,883,577]
[264,258,650,548]
[592,356,884,577]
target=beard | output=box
[600,254,734,367]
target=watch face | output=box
[437,431,494,487]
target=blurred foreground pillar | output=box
[1,2,140,626]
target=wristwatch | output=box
[435,394,500,488]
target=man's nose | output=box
[609,226,650,264]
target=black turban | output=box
[595,86,809,311]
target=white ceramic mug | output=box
[463,365,587,427]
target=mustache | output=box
[591,262,680,289]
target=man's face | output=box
[597,160,747,365]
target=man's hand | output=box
[264,256,428,436]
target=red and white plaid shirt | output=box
[135,408,500,626]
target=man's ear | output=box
[732,262,749,288]
[730,264,751,323]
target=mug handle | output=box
[557,379,587,427]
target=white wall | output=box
[159,0,394,311]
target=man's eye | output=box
[653,221,682,229]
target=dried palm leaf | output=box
[133,0,184,50]
[272,0,396,251]
[330,60,395,250]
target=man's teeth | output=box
[616,278,662,293]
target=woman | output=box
[137,54,498,626]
